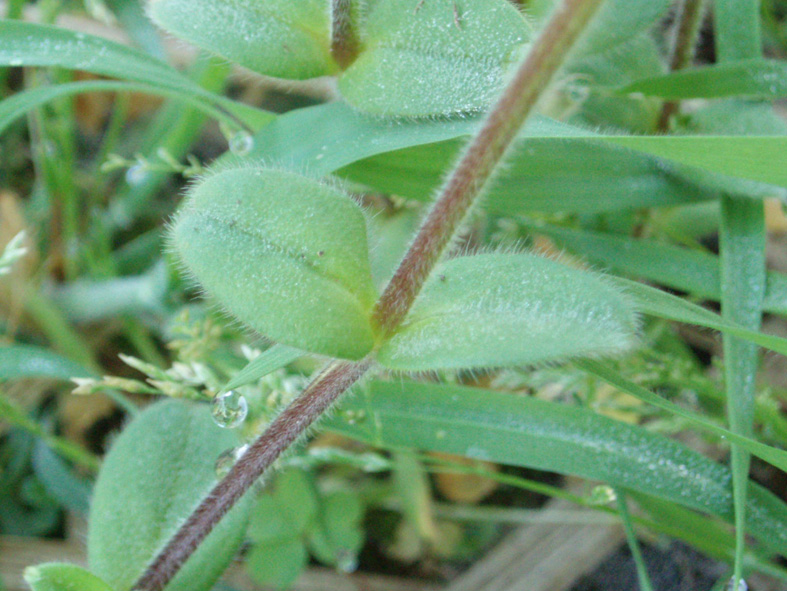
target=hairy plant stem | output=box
[133,1,606,588]
[331,0,360,69]
[133,359,371,591]
[657,0,708,130]
[372,0,606,333]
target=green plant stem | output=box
[616,489,655,591]
[132,2,607,589]
[714,2,765,588]
[714,0,762,61]
[658,0,708,130]
[0,389,100,471]
[372,0,605,334]
[331,0,360,69]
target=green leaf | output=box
[32,441,91,516]
[338,0,529,116]
[577,360,787,478]
[148,0,338,80]
[105,0,166,59]
[171,166,377,360]
[533,224,787,316]
[0,80,240,137]
[377,253,638,370]
[573,0,672,56]
[245,539,309,590]
[87,400,253,591]
[248,470,318,544]
[608,277,787,357]
[246,103,783,217]
[329,380,787,555]
[307,491,364,567]
[0,22,269,130]
[223,345,303,392]
[273,470,320,534]
[622,59,787,100]
[565,33,665,133]
[0,345,94,381]
[24,563,113,591]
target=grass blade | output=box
[623,59,787,99]
[534,224,787,316]
[222,345,303,392]
[329,380,787,556]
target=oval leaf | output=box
[148,0,338,80]
[24,563,113,591]
[378,253,638,370]
[338,0,530,116]
[171,166,377,360]
[87,400,253,591]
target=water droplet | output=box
[125,164,148,186]
[215,444,249,477]
[588,485,617,505]
[336,550,358,573]
[725,577,748,591]
[212,390,248,429]
[229,131,254,156]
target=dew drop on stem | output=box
[335,550,359,574]
[229,131,254,156]
[214,444,250,477]
[125,164,148,186]
[726,577,748,591]
[211,390,248,429]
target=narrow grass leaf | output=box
[246,103,786,216]
[329,380,787,555]
[713,3,764,583]
[577,360,787,476]
[608,277,787,357]
[534,224,787,316]
[377,253,638,371]
[0,22,270,129]
[32,441,91,516]
[223,345,303,392]
[622,59,787,99]
[0,345,93,381]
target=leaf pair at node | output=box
[147,0,530,116]
[171,166,640,370]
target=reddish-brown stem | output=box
[657,0,708,130]
[372,0,605,334]
[133,1,606,589]
[132,359,371,591]
[331,0,360,69]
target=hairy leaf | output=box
[171,167,377,360]
[88,400,253,591]
[24,563,113,591]
[377,253,638,370]
[339,0,529,116]
[148,0,337,79]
